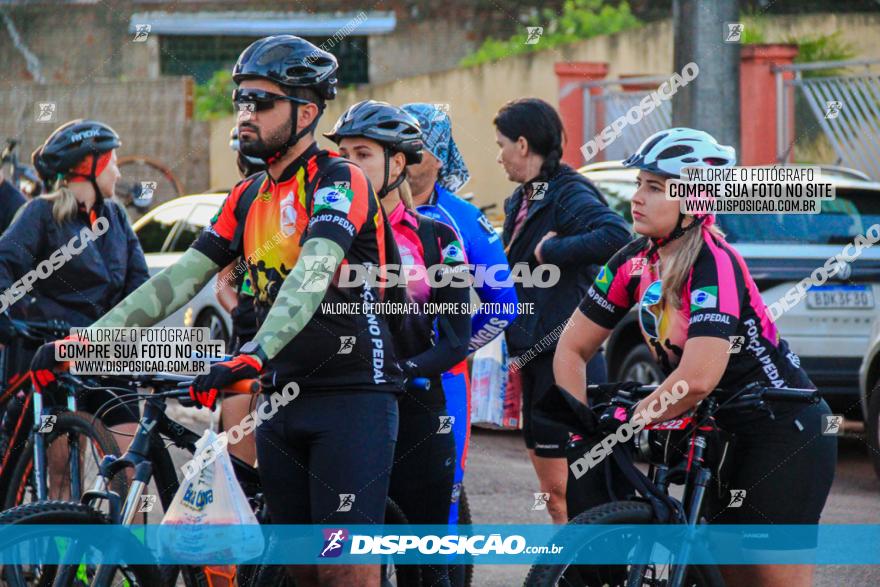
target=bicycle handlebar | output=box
[588,382,820,406]
[9,318,71,342]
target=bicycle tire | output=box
[117,155,184,197]
[3,411,126,510]
[237,498,421,587]
[0,500,162,587]
[450,485,474,587]
[523,500,724,587]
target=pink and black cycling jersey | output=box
[387,202,472,409]
[578,229,811,392]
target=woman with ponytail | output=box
[554,128,836,587]
[494,98,631,523]
[0,120,149,468]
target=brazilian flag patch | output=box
[442,240,465,264]
[594,264,613,294]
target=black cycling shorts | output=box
[706,398,837,548]
[256,390,398,524]
[522,350,607,457]
[77,386,140,428]
[230,295,259,353]
[389,404,456,587]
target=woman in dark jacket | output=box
[0,120,149,456]
[495,98,631,523]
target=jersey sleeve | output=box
[686,243,744,340]
[577,244,640,329]
[305,161,373,255]
[436,220,467,268]
[191,181,247,268]
[460,202,519,351]
[404,220,471,377]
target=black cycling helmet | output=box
[32,119,120,196]
[233,35,338,100]
[325,100,423,198]
[233,35,338,164]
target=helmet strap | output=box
[264,101,322,165]
[647,213,705,259]
[377,147,406,199]
[88,153,104,209]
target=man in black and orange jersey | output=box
[29,35,403,587]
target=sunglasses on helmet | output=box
[232,88,311,112]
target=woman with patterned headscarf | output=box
[402,103,519,540]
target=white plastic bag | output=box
[160,429,264,563]
[470,335,520,429]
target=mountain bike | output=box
[0,319,124,512]
[0,139,43,198]
[524,381,821,587]
[0,368,429,587]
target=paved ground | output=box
[465,428,880,587]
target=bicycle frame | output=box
[0,321,71,500]
[75,387,261,583]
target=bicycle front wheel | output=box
[0,500,161,587]
[523,501,724,587]
[4,411,127,511]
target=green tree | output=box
[194,70,235,121]
[460,0,642,67]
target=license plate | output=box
[805,285,875,310]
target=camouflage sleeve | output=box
[91,248,220,328]
[250,237,344,360]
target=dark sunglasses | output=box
[232,88,311,112]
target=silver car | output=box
[132,193,232,343]
[581,161,880,418]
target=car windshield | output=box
[718,188,880,244]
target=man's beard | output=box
[406,166,433,197]
[239,118,293,161]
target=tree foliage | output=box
[194,70,235,121]
[459,0,642,67]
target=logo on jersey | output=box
[478,214,495,235]
[314,186,353,214]
[398,243,415,267]
[442,240,465,264]
[594,265,613,294]
[280,190,297,237]
[690,286,718,311]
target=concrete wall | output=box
[0,77,210,203]
[0,2,484,86]
[209,12,880,216]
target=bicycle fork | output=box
[31,388,80,501]
[667,436,713,587]
[67,450,154,586]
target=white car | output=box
[581,161,880,418]
[132,193,232,344]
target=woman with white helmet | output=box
[554,127,836,587]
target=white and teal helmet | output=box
[623,127,736,178]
